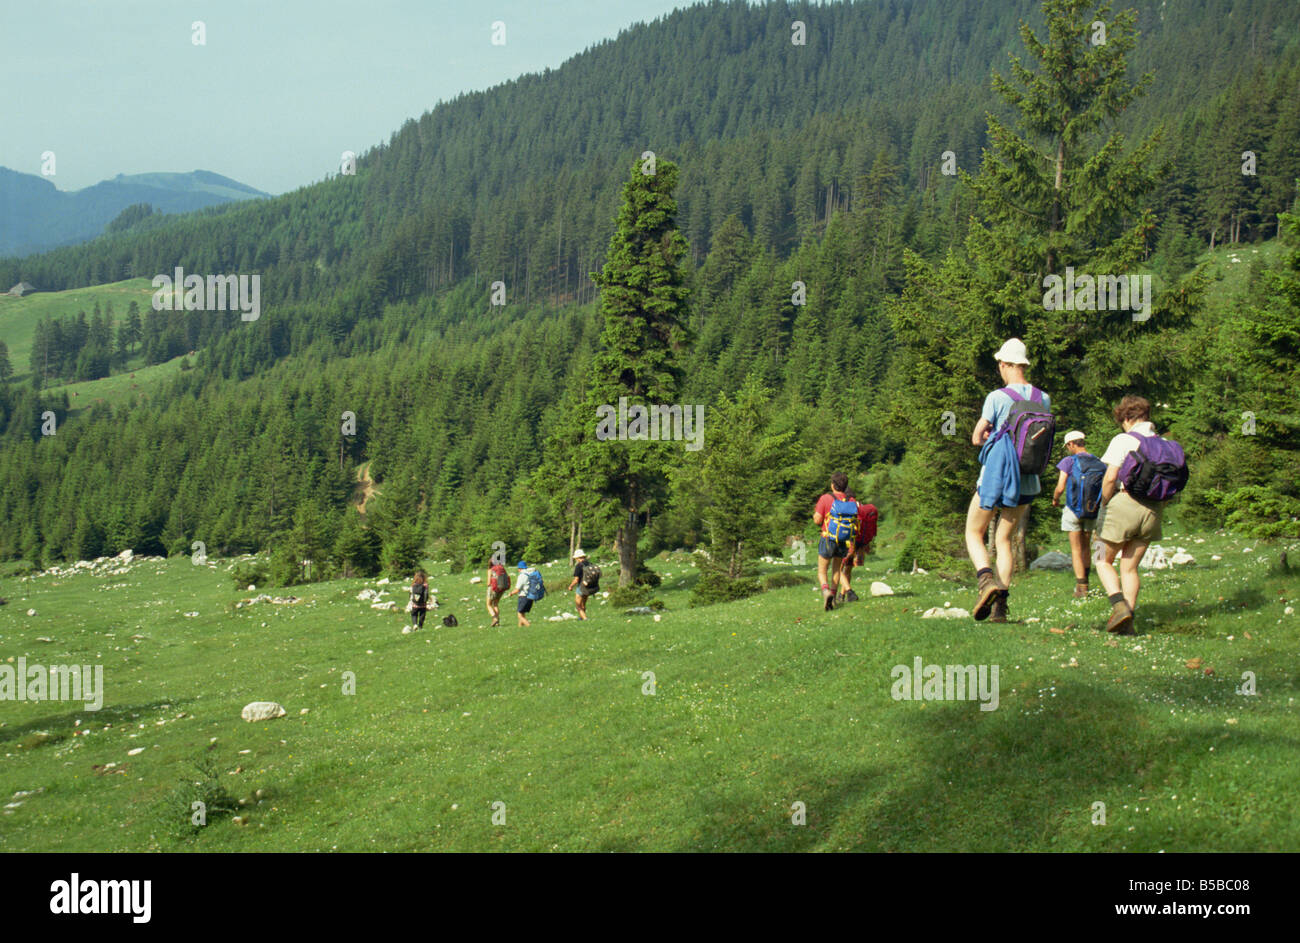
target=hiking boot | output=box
[1073,582,1089,599]
[973,572,1006,621]
[822,587,835,611]
[845,589,860,603]
[1105,601,1134,635]
[989,594,1008,623]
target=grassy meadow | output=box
[1,527,1296,852]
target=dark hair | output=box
[830,471,848,492]
[414,570,427,584]
[1113,395,1151,426]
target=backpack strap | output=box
[1000,386,1044,404]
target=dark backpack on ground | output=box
[525,568,546,600]
[580,562,601,589]
[490,564,509,593]
[442,613,458,627]
[1118,432,1189,501]
[995,387,1056,476]
[825,494,859,544]
[1066,454,1107,519]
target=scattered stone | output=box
[870,581,893,596]
[26,609,35,617]
[377,577,390,585]
[1029,550,1071,571]
[1185,657,1203,670]
[117,549,133,562]
[241,702,287,723]
[470,576,483,584]
[1049,627,1066,635]
[247,584,257,592]
[921,606,971,619]
[127,747,144,756]
[625,607,657,615]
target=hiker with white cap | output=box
[566,548,601,620]
[1051,430,1105,597]
[965,337,1056,623]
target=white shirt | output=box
[1100,420,1157,491]
[515,570,530,593]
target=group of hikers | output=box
[404,549,602,631]
[813,337,1187,634]
[406,336,1187,636]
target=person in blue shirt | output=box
[965,338,1051,623]
[1051,430,1098,598]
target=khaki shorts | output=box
[1097,491,1163,544]
[1060,506,1096,533]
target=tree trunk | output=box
[1012,507,1030,573]
[618,519,639,587]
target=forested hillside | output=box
[0,0,1297,574]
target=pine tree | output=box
[584,156,693,587]
[888,0,1207,566]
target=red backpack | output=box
[489,564,509,593]
[859,504,878,544]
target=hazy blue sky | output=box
[2,0,695,195]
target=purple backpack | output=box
[1118,431,1188,501]
[993,387,1055,476]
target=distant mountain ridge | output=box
[0,167,269,258]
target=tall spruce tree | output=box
[585,156,692,586]
[888,0,1206,567]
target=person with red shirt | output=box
[839,490,878,602]
[812,471,858,610]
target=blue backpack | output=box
[1066,453,1106,519]
[525,568,546,601]
[825,494,859,544]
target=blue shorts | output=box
[818,535,852,559]
[517,597,534,614]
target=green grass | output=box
[0,278,157,380]
[44,355,190,416]
[1,530,1296,852]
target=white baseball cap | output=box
[572,548,586,559]
[993,338,1031,365]
[1064,430,1086,444]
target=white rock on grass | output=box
[241,702,287,722]
[870,581,893,597]
[1169,552,1195,566]
[470,576,482,584]
[377,577,390,585]
[1139,546,1171,570]
[921,607,971,619]
[371,601,398,612]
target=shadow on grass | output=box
[1138,584,1270,628]
[666,678,1298,852]
[0,699,189,749]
